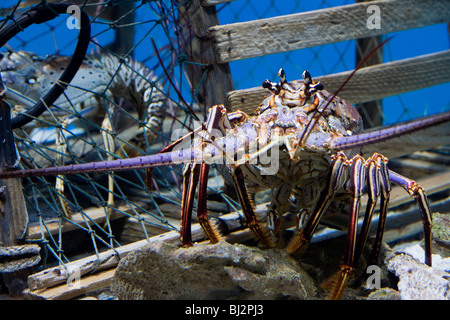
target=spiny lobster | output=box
[0,49,167,219]
[1,66,450,299]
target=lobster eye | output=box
[309,81,324,94]
[302,70,312,85]
[278,68,286,83]
[262,79,272,89]
[262,80,280,94]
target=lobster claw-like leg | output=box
[329,153,433,299]
[389,170,433,266]
[355,153,391,267]
[180,162,221,247]
[328,155,367,300]
[307,153,390,300]
[231,166,274,247]
[285,152,385,299]
[180,105,278,248]
[197,163,221,243]
[179,105,229,247]
[286,151,433,300]
[180,162,200,246]
[286,152,349,255]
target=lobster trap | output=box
[0,0,449,299]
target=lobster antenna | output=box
[299,36,393,146]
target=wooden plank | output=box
[210,0,450,63]
[177,0,235,111]
[24,268,115,300]
[226,49,450,114]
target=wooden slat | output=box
[24,268,115,300]
[210,0,450,63]
[226,50,450,114]
[178,0,235,110]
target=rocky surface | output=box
[110,213,450,300]
[111,241,317,300]
[386,249,450,300]
[382,212,450,300]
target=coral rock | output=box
[111,241,316,300]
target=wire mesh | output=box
[0,0,448,287]
[0,0,203,272]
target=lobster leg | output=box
[354,153,390,265]
[389,170,433,266]
[329,156,366,300]
[231,166,274,247]
[179,105,231,246]
[179,161,221,246]
[286,152,348,254]
[180,163,200,247]
[367,154,391,266]
[147,126,209,246]
[354,156,380,262]
[267,183,293,247]
[197,162,221,244]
